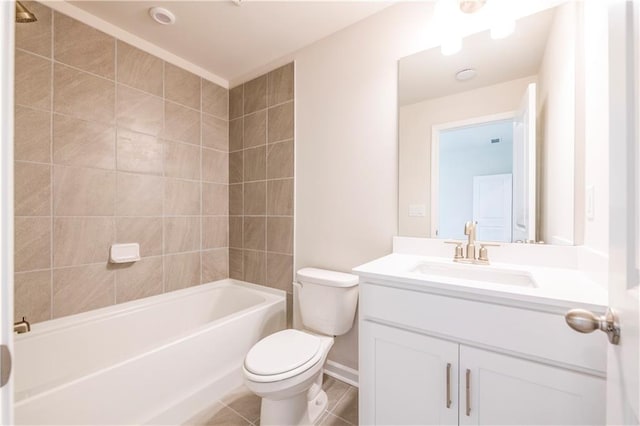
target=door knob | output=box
[564,308,620,345]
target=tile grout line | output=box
[161,59,166,294]
[113,34,118,305]
[48,9,55,320]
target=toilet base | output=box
[260,389,327,426]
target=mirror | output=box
[398,2,609,245]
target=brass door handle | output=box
[465,368,471,416]
[445,363,452,408]
[565,308,620,345]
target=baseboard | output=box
[324,360,359,388]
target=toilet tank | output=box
[296,268,359,336]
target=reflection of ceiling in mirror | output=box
[399,7,555,106]
[440,119,513,153]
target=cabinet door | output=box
[360,321,459,425]
[459,346,605,425]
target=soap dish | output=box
[110,243,141,263]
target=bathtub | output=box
[14,279,286,425]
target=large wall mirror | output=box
[398,1,609,246]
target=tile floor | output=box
[184,375,358,426]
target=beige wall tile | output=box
[54,13,114,79]
[53,264,114,318]
[243,217,265,250]
[164,101,200,145]
[266,253,293,292]
[229,248,243,280]
[115,256,163,303]
[14,105,51,163]
[203,113,228,151]
[164,216,200,254]
[116,217,162,257]
[53,114,116,170]
[54,64,114,124]
[243,110,266,148]
[202,249,228,283]
[164,252,201,291]
[243,75,267,114]
[117,41,163,97]
[14,270,51,323]
[267,140,294,179]
[53,166,115,216]
[15,50,51,110]
[117,129,163,175]
[244,182,266,215]
[268,102,294,143]
[116,84,163,137]
[228,183,243,216]
[15,217,50,272]
[229,118,243,152]
[267,179,293,216]
[267,63,294,107]
[244,146,266,182]
[243,250,265,285]
[165,63,200,110]
[164,179,200,215]
[203,216,228,249]
[229,151,243,184]
[229,85,243,120]
[116,172,163,216]
[202,80,228,119]
[204,183,229,216]
[203,148,228,183]
[53,217,114,267]
[229,216,243,248]
[267,217,293,254]
[15,1,52,57]
[164,141,201,180]
[15,161,50,216]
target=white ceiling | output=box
[440,119,513,153]
[398,6,556,106]
[69,0,393,83]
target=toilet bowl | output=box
[242,268,359,426]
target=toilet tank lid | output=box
[296,268,359,288]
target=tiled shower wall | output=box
[13,2,230,323]
[228,64,295,298]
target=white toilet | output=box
[242,268,359,426]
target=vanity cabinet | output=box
[358,281,607,425]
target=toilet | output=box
[242,268,359,426]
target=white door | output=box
[472,174,512,242]
[606,1,639,424]
[359,321,459,426]
[512,83,536,243]
[0,1,15,424]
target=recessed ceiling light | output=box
[455,68,477,81]
[149,7,176,25]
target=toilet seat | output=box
[244,329,324,383]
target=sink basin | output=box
[409,261,536,288]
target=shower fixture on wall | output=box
[16,1,37,23]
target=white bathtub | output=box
[14,279,286,425]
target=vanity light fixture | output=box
[458,0,487,14]
[455,68,477,81]
[149,7,176,25]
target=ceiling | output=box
[440,119,513,153]
[398,6,556,106]
[69,0,393,83]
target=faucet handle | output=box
[445,241,464,259]
[477,243,500,262]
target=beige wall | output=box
[14,2,229,323]
[398,76,536,237]
[227,64,295,324]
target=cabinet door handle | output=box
[446,363,452,408]
[465,368,471,416]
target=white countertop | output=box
[353,253,608,313]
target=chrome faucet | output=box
[14,317,30,334]
[446,221,498,265]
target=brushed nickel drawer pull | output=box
[446,363,452,408]
[465,368,471,416]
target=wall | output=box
[14,2,229,323]
[227,63,295,323]
[399,76,535,237]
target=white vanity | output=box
[354,238,608,425]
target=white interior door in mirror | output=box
[473,174,513,243]
[512,83,537,242]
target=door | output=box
[359,321,458,425]
[512,83,536,242]
[459,346,605,425]
[0,1,14,424]
[472,174,512,242]
[606,1,639,424]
